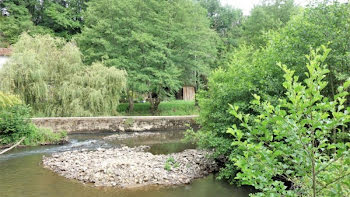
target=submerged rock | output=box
[42,146,217,188]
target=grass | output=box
[117,100,199,116]
[28,128,67,145]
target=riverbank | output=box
[32,115,199,133]
[43,146,217,188]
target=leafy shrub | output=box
[186,46,273,183]
[228,47,349,196]
[0,105,66,146]
[189,2,350,185]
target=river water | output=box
[0,131,253,197]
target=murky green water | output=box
[0,131,253,197]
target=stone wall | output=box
[31,115,199,133]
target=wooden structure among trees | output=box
[183,86,195,101]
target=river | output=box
[0,131,253,197]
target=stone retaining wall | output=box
[31,115,199,133]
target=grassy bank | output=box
[118,100,199,116]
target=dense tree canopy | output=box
[0,0,88,45]
[241,0,299,47]
[77,0,218,112]
[198,0,244,48]
[0,1,49,46]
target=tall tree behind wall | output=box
[241,0,299,47]
[77,0,218,113]
[199,0,244,49]
[0,0,89,44]
[0,1,50,45]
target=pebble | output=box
[42,146,217,188]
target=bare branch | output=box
[0,137,25,155]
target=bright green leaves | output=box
[227,47,350,196]
[0,91,22,110]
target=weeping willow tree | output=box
[0,91,22,110]
[0,33,127,117]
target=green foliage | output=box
[167,156,175,164]
[0,1,51,45]
[39,0,88,39]
[58,62,127,116]
[191,0,350,189]
[0,0,88,44]
[0,105,66,146]
[164,162,171,171]
[263,1,350,98]
[241,0,299,47]
[0,33,126,117]
[118,100,199,116]
[164,156,179,171]
[228,47,349,196]
[76,0,218,111]
[0,91,22,110]
[198,0,244,49]
[185,45,267,182]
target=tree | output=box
[264,0,350,100]
[228,47,349,196]
[38,0,89,39]
[77,0,217,113]
[198,0,244,48]
[0,1,50,45]
[241,0,299,47]
[0,0,89,45]
[0,33,126,117]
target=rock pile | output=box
[42,146,217,187]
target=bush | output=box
[188,2,350,184]
[0,105,66,146]
[228,47,349,196]
[186,46,273,183]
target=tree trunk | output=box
[128,90,134,113]
[149,96,161,115]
